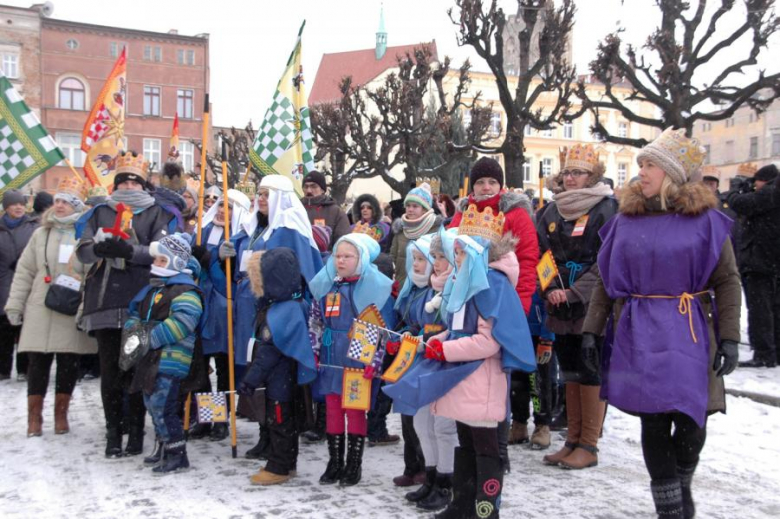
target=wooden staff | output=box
[184,93,210,436]
[538,159,545,211]
[221,140,239,458]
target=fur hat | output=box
[469,157,504,190]
[754,164,778,183]
[405,182,433,211]
[2,189,26,210]
[303,170,327,192]
[160,161,186,193]
[149,233,192,272]
[352,194,382,225]
[636,128,705,186]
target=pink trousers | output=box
[325,393,367,436]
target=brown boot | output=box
[27,395,44,437]
[508,421,529,445]
[543,382,580,465]
[560,385,605,470]
[54,393,71,434]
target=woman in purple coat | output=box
[581,128,742,519]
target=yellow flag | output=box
[536,250,559,291]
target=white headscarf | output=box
[242,175,317,249]
[200,189,252,233]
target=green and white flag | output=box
[248,21,315,197]
[0,74,64,199]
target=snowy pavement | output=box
[2,367,780,519]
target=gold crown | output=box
[458,204,505,243]
[353,221,383,242]
[57,174,88,201]
[115,152,149,176]
[737,162,758,176]
[235,180,256,199]
[564,143,599,173]
[87,185,109,199]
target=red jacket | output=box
[449,191,538,314]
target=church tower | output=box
[376,4,387,60]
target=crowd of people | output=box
[1,126,777,518]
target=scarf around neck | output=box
[108,189,156,211]
[49,210,82,228]
[553,182,613,221]
[430,266,453,292]
[402,210,437,240]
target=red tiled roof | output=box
[309,41,438,105]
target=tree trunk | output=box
[329,154,349,205]
[502,134,525,189]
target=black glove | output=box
[191,244,211,271]
[729,176,747,192]
[93,238,134,260]
[713,340,739,377]
[236,380,255,397]
[581,332,600,375]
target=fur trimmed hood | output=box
[247,248,304,300]
[619,181,718,216]
[456,190,533,217]
[488,232,518,263]
[351,194,382,225]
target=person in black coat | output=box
[727,164,780,367]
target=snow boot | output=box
[105,427,123,458]
[319,433,345,485]
[250,467,292,486]
[677,461,697,518]
[245,423,271,460]
[435,447,477,519]
[124,426,145,456]
[339,433,365,486]
[153,440,190,474]
[209,422,229,441]
[187,422,211,440]
[530,425,551,450]
[54,393,71,434]
[405,467,436,502]
[473,455,503,518]
[417,472,452,512]
[650,478,684,518]
[508,421,528,445]
[560,385,604,470]
[543,382,580,465]
[144,439,165,466]
[27,395,44,437]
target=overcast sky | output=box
[7,0,778,126]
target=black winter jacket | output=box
[0,214,39,314]
[727,182,780,276]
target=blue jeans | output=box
[143,375,183,443]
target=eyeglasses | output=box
[334,254,358,261]
[561,170,588,179]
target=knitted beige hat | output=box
[636,128,705,185]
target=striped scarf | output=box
[402,210,437,240]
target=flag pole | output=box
[221,140,238,459]
[184,94,209,437]
[538,160,545,211]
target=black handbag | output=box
[43,230,82,316]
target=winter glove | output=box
[385,340,401,356]
[6,311,23,327]
[536,339,553,365]
[581,333,600,375]
[219,240,236,260]
[191,244,211,271]
[713,340,739,377]
[237,380,255,397]
[362,365,375,380]
[424,338,446,362]
[729,176,747,192]
[93,238,134,260]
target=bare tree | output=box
[449,0,579,188]
[191,122,256,188]
[579,0,780,147]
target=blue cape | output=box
[267,299,317,385]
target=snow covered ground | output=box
[1,367,780,519]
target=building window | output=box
[56,132,85,168]
[524,125,532,136]
[177,49,196,66]
[725,140,735,163]
[462,109,471,129]
[180,141,195,173]
[522,159,531,183]
[541,127,553,138]
[563,121,573,139]
[58,78,85,110]
[2,54,19,78]
[702,122,711,132]
[177,89,194,119]
[749,113,755,123]
[542,157,553,176]
[773,134,780,156]
[110,42,127,58]
[618,122,628,138]
[143,86,161,116]
[725,118,735,128]
[703,144,711,165]
[489,112,501,137]
[144,45,162,62]
[749,137,758,159]
[617,162,628,186]
[65,39,79,51]
[143,138,162,170]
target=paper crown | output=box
[458,204,505,244]
[57,174,88,201]
[235,180,256,199]
[87,185,109,199]
[115,152,149,176]
[564,143,599,173]
[353,221,383,242]
[737,162,758,176]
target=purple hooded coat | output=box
[597,208,732,427]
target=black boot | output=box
[303,403,326,443]
[153,440,190,474]
[319,433,345,485]
[497,420,510,474]
[435,448,477,519]
[339,433,365,487]
[144,439,165,465]
[105,427,123,459]
[209,422,229,441]
[677,462,697,519]
[125,426,145,456]
[650,479,684,518]
[417,472,452,512]
[405,467,436,502]
[245,423,271,460]
[187,422,212,440]
[473,455,503,518]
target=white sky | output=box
[6,0,778,126]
